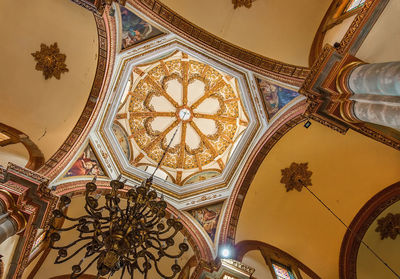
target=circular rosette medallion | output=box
[119,51,248,184]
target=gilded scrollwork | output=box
[118,51,248,184]
[31,43,68,80]
[280,162,313,192]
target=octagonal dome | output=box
[113,51,248,186]
[98,40,262,200]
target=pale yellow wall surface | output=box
[356,0,400,63]
[158,0,331,66]
[357,202,400,278]
[0,0,98,160]
[236,122,400,278]
[323,15,356,47]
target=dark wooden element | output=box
[339,181,400,279]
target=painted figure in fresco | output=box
[65,147,103,177]
[191,206,221,241]
[257,78,299,118]
[120,7,162,49]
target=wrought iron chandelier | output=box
[49,119,189,278]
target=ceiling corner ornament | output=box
[232,0,255,9]
[375,213,400,240]
[280,162,312,192]
[31,43,68,80]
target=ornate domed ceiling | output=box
[113,51,248,185]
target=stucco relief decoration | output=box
[376,213,400,240]
[232,0,255,9]
[114,51,249,185]
[280,162,312,192]
[31,43,68,80]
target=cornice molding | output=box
[127,0,309,87]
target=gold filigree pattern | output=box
[280,162,312,192]
[31,43,68,80]
[117,51,248,185]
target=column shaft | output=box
[348,62,400,96]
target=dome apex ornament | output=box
[232,0,255,9]
[280,162,312,192]
[31,43,68,80]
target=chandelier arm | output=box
[145,250,178,279]
[158,228,179,241]
[71,253,101,279]
[162,248,186,259]
[54,241,93,264]
[51,236,93,250]
[119,264,127,279]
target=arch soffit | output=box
[218,100,308,245]
[36,11,115,180]
[339,181,400,279]
[235,240,320,279]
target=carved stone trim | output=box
[219,101,307,245]
[37,14,110,179]
[339,181,400,279]
[0,163,58,279]
[128,0,309,87]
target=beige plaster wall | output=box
[0,0,98,161]
[158,0,331,67]
[356,202,400,278]
[356,0,400,63]
[235,122,400,278]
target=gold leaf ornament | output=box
[31,43,69,80]
[280,162,312,192]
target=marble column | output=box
[343,62,400,130]
[348,62,400,96]
[0,215,17,244]
[0,192,26,245]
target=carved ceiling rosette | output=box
[31,43,68,80]
[232,0,255,9]
[375,213,400,240]
[280,162,312,192]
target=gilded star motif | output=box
[31,43,68,80]
[280,162,312,192]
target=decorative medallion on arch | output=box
[113,50,249,186]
